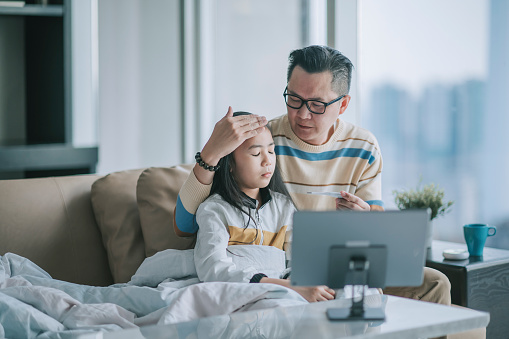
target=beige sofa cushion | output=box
[91,169,146,283]
[136,165,196,258]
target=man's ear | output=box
[338,95,351,116]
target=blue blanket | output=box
[0,251,306,338]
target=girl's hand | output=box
[259,277,335,302]
[200,106,267,166]
[336,191,371,211]
[291,285,336,302]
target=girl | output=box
[194,112,335,302]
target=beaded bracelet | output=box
[195,152,220,172]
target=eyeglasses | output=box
[283,86,345,115]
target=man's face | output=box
[286,66,348,145]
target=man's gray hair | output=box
[287,45,353,96]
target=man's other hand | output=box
[335,191,371,211]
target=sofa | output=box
[0,165,196,287]
[0,165,485,338]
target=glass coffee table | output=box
[79,294,488,338]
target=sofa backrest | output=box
[91,165,195,284]
[0,164,196,286]
[0,175,114,286]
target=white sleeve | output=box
[194,201,259,283]
[282,200,296,262]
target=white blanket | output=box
[0,251,307,338]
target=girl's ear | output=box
[228,155,235,173]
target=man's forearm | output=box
[174,169,213,235]
[193,146,221,185]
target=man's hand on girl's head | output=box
[201,106,268,165]
[194,107,267,186]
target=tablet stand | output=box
[327,246,387,321]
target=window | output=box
[357,0,509,247]
[190,0,326,160]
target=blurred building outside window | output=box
[356,0,509,248]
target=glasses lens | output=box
[307,101,326,114]
[285,94,303,109]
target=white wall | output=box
[212,0,301,124]
[97,0,182,174]
[72,0,97,148]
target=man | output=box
[174,45,450,306]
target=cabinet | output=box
[0,0,98,179]
[426,240,509,339]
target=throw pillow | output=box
[91,169,146,283]
[136,165,196,258]
[128,249,197,287]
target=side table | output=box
[426,240,509,339]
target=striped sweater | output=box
[268,114,383,211]
[175,114,383,233]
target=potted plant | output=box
[393,181,454,249]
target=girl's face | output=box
[232,128,276,199]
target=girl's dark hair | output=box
[210,111,293,244]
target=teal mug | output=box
[463,224,496,257]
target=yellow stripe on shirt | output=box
[227,225,288,250]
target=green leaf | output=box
[392,181,454,220]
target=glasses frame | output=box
[283,86,346,115]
